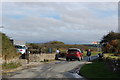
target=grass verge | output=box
[80,59,120,80]
[103,53,120,59]
[2,62,21,70]
[83,51,101,57]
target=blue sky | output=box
[1,2,118,44]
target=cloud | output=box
[2,2,118,44]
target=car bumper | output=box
[66,56,79,59]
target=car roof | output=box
[15,45,26,47]
[68,48,80,50]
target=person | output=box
[86,49,91,61]
[56,49,60,54]
[25,49,30,64]
[98,53,103,61]
[55,49,60,60]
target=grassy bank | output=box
[2,62,21,70]
[103,53,120,59]
[1,32,20,60]
[80,59,120,79]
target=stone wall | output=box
[29,53,56,62]
[1,53,55,65]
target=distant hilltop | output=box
[44,41,65,44]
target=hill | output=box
[28,41,97,54]
[44,41,65,44]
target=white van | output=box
[15,45,27,54]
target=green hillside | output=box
[1,32,19,60]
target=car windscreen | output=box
[68,49,78,52]
[15,45,26,49]
[68,49,78,54]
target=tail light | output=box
[20,49,22,51]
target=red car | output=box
[66,48,83,61]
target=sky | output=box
[1,2,118,44]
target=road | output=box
[3,56,98,79]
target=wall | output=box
[1,53,56,65]
[29,53,56,62]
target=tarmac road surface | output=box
[3,56,98,79]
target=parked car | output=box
[15,45,27,54]
[66,48,83,61]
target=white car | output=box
[15,45,27,54]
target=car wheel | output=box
[55,57,58,60]
[66,58,69,61]
[70,59,72,61]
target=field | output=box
[80,59,120,79]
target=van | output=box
[15,45,27,54]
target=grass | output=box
[103,53,120,59]
[2,62,21,70]
[91,52,102,56]
[83,51,102,57]
[1,33,20,60]
[80,59,120,80]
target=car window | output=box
[78,49,83,53]
[78,49,81,53]
[80,50,83,53]
[68,49,78,52]
[22,46,26,49]
[15,45,26,49]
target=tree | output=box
[100,31,120,53]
